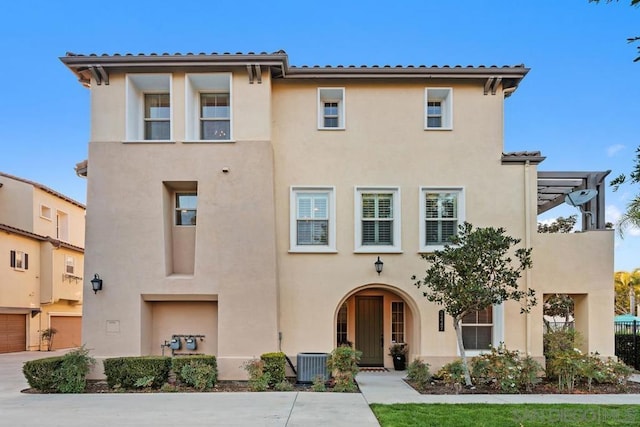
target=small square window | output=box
[318,88,345,129]
[10,250,28,271]
[65,256,75,274]
[40,205,52,220]
[425,88,452,130]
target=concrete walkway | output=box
[3,351,640,427]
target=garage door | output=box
[50,316,82,350]
[0,314,26,353]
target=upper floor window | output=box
[10,250,28,271]
[144,94,171,140]
[290,187,336,252]
[355,187,401,253]
[425,88,452,130]
[186,73,232,141]
[40,204,52,221]
[175,193,197,226]
[65,255,75,275]
[420,188,464,252]
[126,74,172,141]
[318,88,345,130]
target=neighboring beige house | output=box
[0,172,85,353]
[61,51,613,379]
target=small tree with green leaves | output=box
[412,223,536,387]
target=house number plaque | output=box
[438,310,445,332]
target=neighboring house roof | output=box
[0,223,84,252]
[0,172,85,210]
[501,151,546,164]
[60,50,529,94]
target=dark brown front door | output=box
[356,296,383,366]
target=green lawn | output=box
[370,403,640,427]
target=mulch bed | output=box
[405,377,640,395]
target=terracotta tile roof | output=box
[0,223,84,252]
[0,172,85,209]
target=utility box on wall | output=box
[296,353,329,383]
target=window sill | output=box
[183,139,236,144]
[318,127,345,131]
[354,248,403,254]
[123,140,177,144]
[424,127,453,131]
[289,248,338,254]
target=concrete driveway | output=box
[0,351,379,427]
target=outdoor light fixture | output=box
[91,274,103,294]
[374,257,383,275]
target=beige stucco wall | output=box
[0,176,34,231]
[83,68,278,379]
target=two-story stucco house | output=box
[61,50,613,379]
[0,172,85,353]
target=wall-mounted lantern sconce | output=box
[91,274,103,294]
[374,256,383,275]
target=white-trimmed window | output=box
[126,74,172,141]
[420,188,464,252]
[290,187,336,252]
[40,205,52,220]
[65,255,75,274]
[391,301,405,344]
[185,73,232,141]
[355,187,401,252]
[461,305,504,355]
[425,88,452,130]
[175,193,197,226]
[10,250,28,271]
[318,88,345,129]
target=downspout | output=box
[524,160,532,354]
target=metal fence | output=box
[614,321,640,370]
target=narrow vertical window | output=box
[391,301,405,344]
[175,193,197,226]
[425,88,452,129]
[56,211,69,242]
[318,88,345,129]
[65,256,75,274]
[200,93,230,140]
[144,93,171,140]
[336,303,348,346]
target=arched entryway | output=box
[335,284,420,368]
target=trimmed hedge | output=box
[172,355,218,387]
[23,355,64,392]
[23,347,94,393]
[103,356,171,389]
[261,352,286,387]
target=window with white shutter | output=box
[290,187,336,252]
[355,187,401,253]
[420,188,464,252]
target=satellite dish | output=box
[565,189,598,228]
[564,189,597,207]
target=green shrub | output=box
[274,379,294,391]
[172,355,217,386]
[23,356,64,392]
[23,346,95,393]
[470,343,541,393]
[103,356,171,389]
[437,359,466,386]
[312,375,327,392]
[406,358,431,389]
[180,362,216,391]
[328,345,361,392]
[56,347,95,393]
[544,328,580,378]
[260,352,286,388]
[243,359,270,391]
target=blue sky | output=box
[1,0,638,270]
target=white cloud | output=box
[607,144,625,157]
